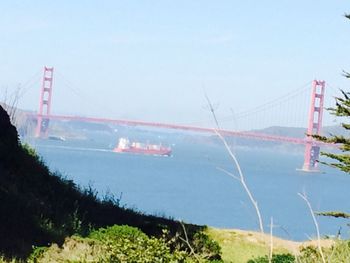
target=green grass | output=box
[206,228,292,263]
[0,256,19,263]
[207,228,350,263]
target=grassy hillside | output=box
[206,227,350,263]
[0,106,220,260]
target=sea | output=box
[27,128,350,241]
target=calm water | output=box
[29,132,350,241]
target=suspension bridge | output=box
[27,67,337,172]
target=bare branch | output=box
[179,222,201,262]
[205,92,264,234]
[298,192,326,263]
[216,167,240,181]
[269,217,273,263]
[214,129,264,233]
[204,92,220,129]
[1,85,23,126]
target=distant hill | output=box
[196,124,346,151]
[251,125,346,138]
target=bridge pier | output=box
[300,80,325,172]
[35,67,54,138]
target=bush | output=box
[247,253,295,263]
[298,241,350,263]
[29,225,188,262]
[28,225,225,262]
[21,143,39,161]
[192,231,222,260]
[27,247,47,263]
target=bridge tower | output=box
[35,67,54,138]
[300,80,325,172]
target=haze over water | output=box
[29,129,350,241]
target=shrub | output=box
[247,253,295,263]
[298,241,350,263]
[88,225,187,262]
[192,231,222,260]
[21,143,39,161]
[29,225,188,262]
[27,247,47,263]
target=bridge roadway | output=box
[33,114,335,147]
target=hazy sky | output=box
[1,1,349,129]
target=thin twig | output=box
[305,234,312,241]
[204,92,220,129]
[298,192,326,263]
[216,167,240,181]
[205,94,264,233]
[179,222,201,262]
[269,217,273,263]
[215,130,264,233]
[1,85,22,126]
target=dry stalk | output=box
[204,94,264,233]
[298,192,326,263]
[269,217,273,263]
[215,130,264,233]
[1,85,22,125]
[179,222,201,262]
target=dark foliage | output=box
[312,15,350,173]
[316,211,350,219]
[246,254,295,263]
[191,231,222,260]
[313,91,350,173]
[311,13,350,228]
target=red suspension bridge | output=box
[32,66,333,172]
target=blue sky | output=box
[0,1,349,129]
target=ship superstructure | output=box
[113,138,171,156]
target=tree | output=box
[314,91,350,173]
[313,14,350,173]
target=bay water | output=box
[29,130,350,241]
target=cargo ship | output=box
[113,138,172,156]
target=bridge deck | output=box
[30,113,334,147]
